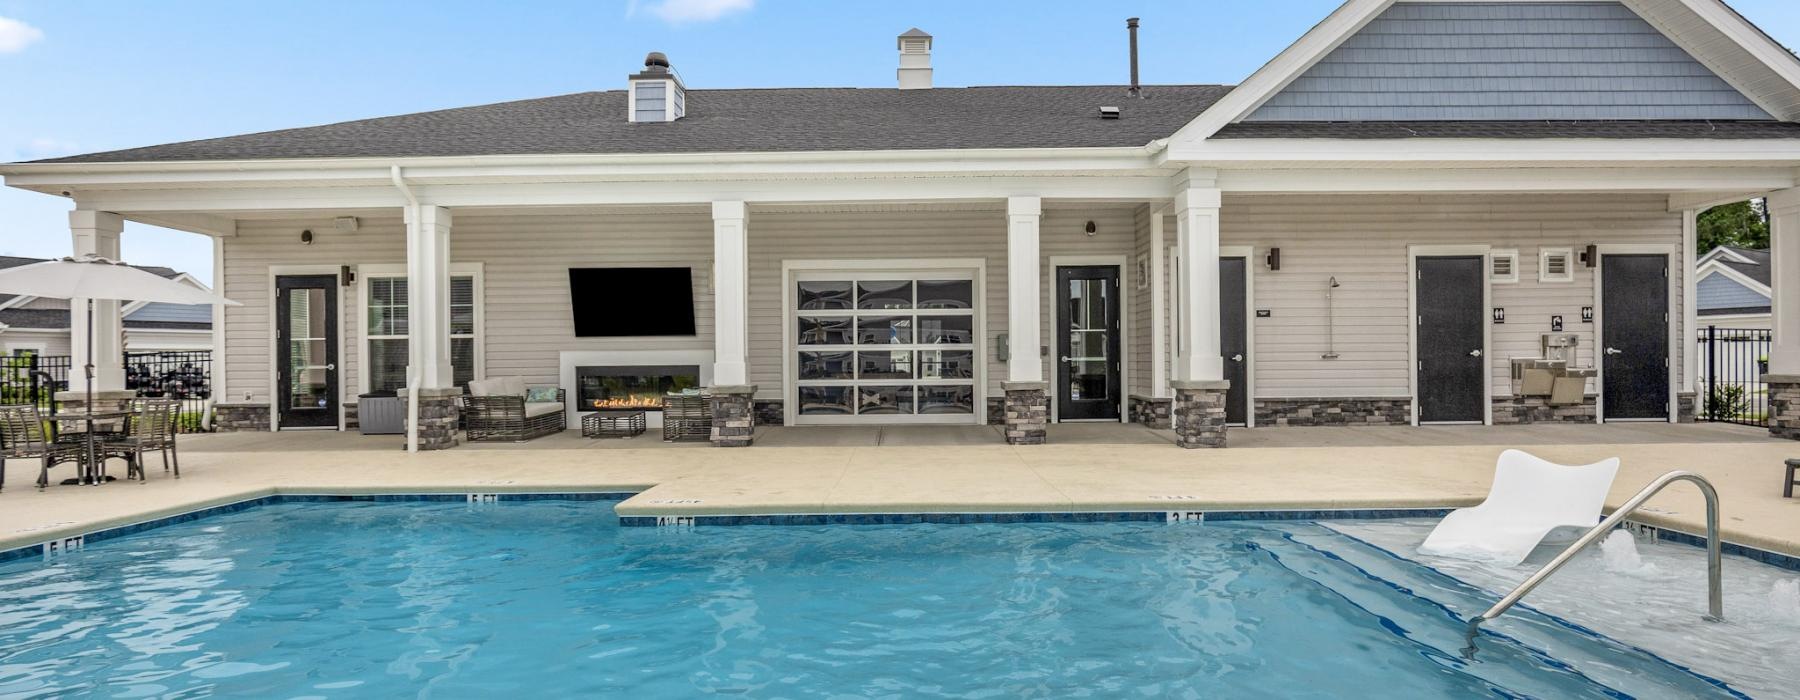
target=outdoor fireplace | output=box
[575,365,701,412]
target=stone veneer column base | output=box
[1767,375,1800,440]
[1171,380,1229,449]
[709,386,757,447]
[214,401,272,432]
[412,388,461,450]
[1129,395,1172,429]
[1001,382,1049,445]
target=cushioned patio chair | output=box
[463,376,566,442]
[0,404,88,491]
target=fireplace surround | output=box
[558,350,715,429]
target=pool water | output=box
[0,502,1746,698]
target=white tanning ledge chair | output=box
[1419,449,1621,567]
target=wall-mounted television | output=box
[568,267,697,337]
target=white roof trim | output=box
[1698,246,1756,265]
[1696,258,1771,296]
[1169,0,1800,148]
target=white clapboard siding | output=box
[1038,206,1140,398]
[1129,205,1155,398]
[453,211,715,387]
[1216,193,1686,399]
[223,217,404,404]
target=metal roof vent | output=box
[1099,106,1121,120]
[629,52,685,123]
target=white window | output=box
[1539,247,1574,283]
[790,268,981,424]
[1490,250,1519,284]
[362,268,482,393]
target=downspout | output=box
[391,166,422,453]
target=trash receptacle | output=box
[358,393,405,435]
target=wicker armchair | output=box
[0,404,87,491]
[465,388,566,442]
[662,394,711,442]
[100,398,180,482]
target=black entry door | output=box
[1220,257,1249,425]
[276,275,339,429]
[1601,254,1670,421]
[1056,266,1121,421]
[1416,256,1485,423]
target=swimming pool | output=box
[0,501,1747,697]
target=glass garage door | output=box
[793,273,980,424]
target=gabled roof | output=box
[1711,246,1771,286]
[31,86,1235,164]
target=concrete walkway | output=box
[2,423,1795,561]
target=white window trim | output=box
[781,258,987,426]
[355,262,485,396]
[1538,247,1575,283]
[1490,249,1519,284]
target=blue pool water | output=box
[0,501,1744,698]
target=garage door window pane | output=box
[919,350,974,380]
[799,386,853,415]
[858,281,913,310]
[799,351,853,380]
[799,282,854,310]
[858,351,913,380]
[918,385,974,414]
[857,316,913,344]
[917,315,972,344]
[799,317,852,345]
[917,280,972,309]
[859,385,914,415]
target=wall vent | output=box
[1540,247,1574,283]
[1490,250,1518,283]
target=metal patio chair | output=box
[0,404,88,491]
[100,398,181,482]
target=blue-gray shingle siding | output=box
[1695,272,1769,311]
[1245,1,1772,122]
[125,302,213,324]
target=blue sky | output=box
[4,0,1800,285]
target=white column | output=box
[1681,208,1699,393]
[712,200,750,386]
[69,210,126,390]
[1006,196,1043,383]
[1769,190,1800,376]
[405,205,454,389]
[211,236,229,401]
[1149,205,1170,397]
[1174,187,1224,382]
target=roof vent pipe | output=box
[1127,18,1141,98]
[897,28,933,90]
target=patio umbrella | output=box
[0,255,238,482]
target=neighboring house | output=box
[1695,246,1772,328]
[0,256,215,356]
[5,0,1800,447]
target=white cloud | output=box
[0,16,44,54]
[635,0,753,24]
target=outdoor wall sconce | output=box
[1266,247,1281,271]
[1580,243,1598,267]
[300,229,314,245]
[340,265,356,286]
[1084,220,1097,236]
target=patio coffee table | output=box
[583,410,647,439]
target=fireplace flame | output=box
[590,395,664,410]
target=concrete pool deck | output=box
[2,422,1796,560]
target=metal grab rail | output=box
[1460,470,1722,659]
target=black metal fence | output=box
[0,351,213,433]
[1695,326,1771,427]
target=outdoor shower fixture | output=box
[1322,276,1342,360]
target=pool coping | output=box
[4,493,1796,574]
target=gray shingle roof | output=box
[0,308,210,331]
[33,86,1235,164]
[1718,246,1771,286]
[1212,120,1800,139]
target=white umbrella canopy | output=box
[0,255,238,306]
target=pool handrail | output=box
[1460,470,1722,659]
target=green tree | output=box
[1696,199,1769,254]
